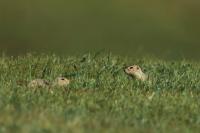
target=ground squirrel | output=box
[52,77,70,87]
[28,77,70,88]
[28,79,50,88]
[124,65,148,81]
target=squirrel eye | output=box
[61,78,65,80]
[136,66,140,70]
[129,66,133,69]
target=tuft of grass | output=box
[0,53,200,133]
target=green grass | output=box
[0,53,200,133]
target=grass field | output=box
[0,53,200,133]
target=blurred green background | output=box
[0,0,200,59]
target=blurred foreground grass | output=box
[0,53,200,133]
